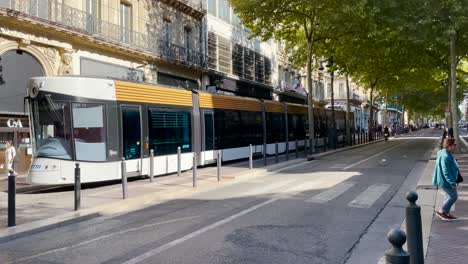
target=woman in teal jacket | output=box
[432,138,459,220]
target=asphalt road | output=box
[0,130,439,264]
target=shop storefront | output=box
[0,115,31,175]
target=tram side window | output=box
[148,109,192,155]
[266,112,286,143]
[288,114,306,141]
[215,110,262,149]
[72,103,107,161]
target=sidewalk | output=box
[423,153,468,263]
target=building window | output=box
[208,32,218,70]
[184,27,191,52]
[208,0,216,15]
[218,0,230,22]
[339,83,345,98]
[327,83,332,98]
[217,35,232,74]
[232,12,241,26]
[86,0,100,32]
[120,2,132,44]
[162,19,171,44]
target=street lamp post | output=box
[319,56,336,149]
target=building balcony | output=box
[0,0,207,69]
[159,0,206,19]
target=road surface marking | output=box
[121,198,281,264]
[348,184,391,208]
[243,180,295,197]
[305,182,356,203]
[121,181,315,264]
[7,215,200,264]
[342,141,407,170]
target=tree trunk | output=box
[450,30,459,151]
[369,86,375,141]
[306,40,315,154]
[345,74,351,145]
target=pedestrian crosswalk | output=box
[348,184,391,208]
[305,181,391,209]
[305,182,356,203]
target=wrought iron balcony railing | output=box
[0,0,207,68]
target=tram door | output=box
[203,111,215,163]
[121,106,142,174]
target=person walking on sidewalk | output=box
[432,138,459,220]
[5,140,17,176]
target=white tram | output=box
[26,76,351,184]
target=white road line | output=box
[348,184,391,208]
[121,197,281,264]
[121,181,315,264]
[342,141,407,170]
[305,182,356,203]
[8,216,200,264]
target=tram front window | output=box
[32,97,72,160]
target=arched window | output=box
[0,50,44,114]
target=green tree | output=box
[229,0,350,152]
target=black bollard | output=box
[217,150,221,182]
[149,149,154,182]
[193,153,198,187]
[177,147,181,176]
[385,228,410,264]
[8,170,16,227]
[249,144,253,170]
[406,191,424,264]
[121,158,128,199]
[74,163,81,211]
[295,139,299,158]
[275,142,279,163]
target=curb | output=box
[306,139,385,161]
[0,212,100,244]
[0,157,309,244]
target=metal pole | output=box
[249,144,253,169]
[149,149,154,182]
[74,163,81,211]
[177,147,181,176]
[121,158,128,199]
[286,141,289,161]
[193,152,197,187]
[217,150,221,182]
[304,139,308,158]
[8,170,16,227]
[405,191,424,264]
[275,142,279,163]
[385,228,410,264]
[295,139,299,158]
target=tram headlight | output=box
[29,85,39,98]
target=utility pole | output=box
[450,29,459,151]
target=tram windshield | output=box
[31,96,72,160]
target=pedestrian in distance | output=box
[4,140,17,176]
[432,138,459,220]
[384,126,390,142]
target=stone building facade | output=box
[0,0,207,174]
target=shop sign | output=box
[6,118,23,128]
